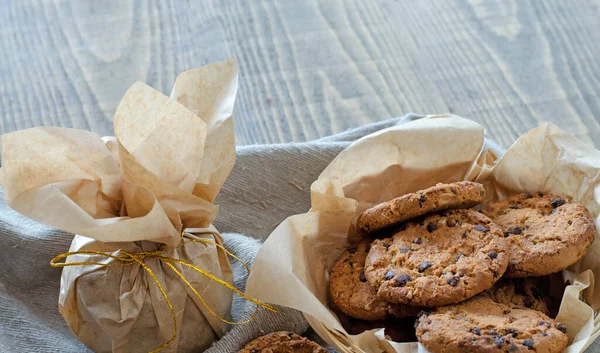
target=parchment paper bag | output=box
[1,60,240,353]
[247,115,600,353]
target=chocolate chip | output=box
[418,194,426,207]
[523,296,533,308]
[456,252,464,261]
[508,204,519,209]
[494,337,505,348]
[359,271,367,282]
[503,309,511,315]
[538,320,551,328]
[426,223,438,233]
[413,238,423,245]
[568,220,573,225]
[419,261,432,272]
[538,192,544,197]
[524,192,533,199]
[347,245,357,254]
[552,198,566,208]
[384,270,395,280]
[396,274,411,286]
[522,339,534,350]
[399,247,410,253]
[508,343,519,352]
[459,273,465,277]
[557,324,567,333]
[541,331,548,336]
[506,328,518,337]
[395,223,407,232]
[503,232,510,238]
[470,327,481,336]
[509,225,522,235]
[447,276,460,287]
[488,251,498,260]
[474,225,489,232]
[383,243,391,249]
[462,231,468,239]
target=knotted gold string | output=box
[50,231,276,353]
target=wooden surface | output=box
[1,0,600,148]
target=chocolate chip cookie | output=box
[356,181,485,236]
[483,192,596,277]
[486,278,550,316]
[329,239,420,320]
[237,331,328,353]
[415,295,569,353]
[364,209,508,306]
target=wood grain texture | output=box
[1,0,600,148]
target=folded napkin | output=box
[1,114,596,353]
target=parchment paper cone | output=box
[247,115,600,353]
[1,59,239,353]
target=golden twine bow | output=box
[50,231,276,353]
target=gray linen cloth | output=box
[0,115,595,353]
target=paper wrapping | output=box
[247,115,600,353]
[1,59,239,353]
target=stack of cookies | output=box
[329,181,596,353]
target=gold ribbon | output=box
[50,231,276,353]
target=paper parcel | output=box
[1,60,239,353]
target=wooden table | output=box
[2,0,600,148]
